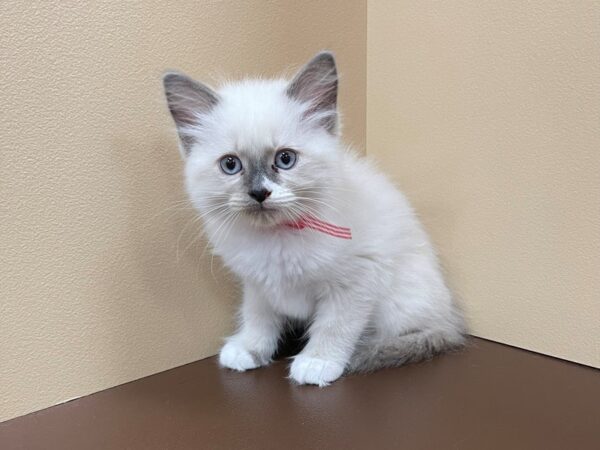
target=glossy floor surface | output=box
[1,338,599,449]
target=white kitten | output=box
[163,52,465,386]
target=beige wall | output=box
[367,1,599,367]
[0,0,366,422]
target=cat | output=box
[162,51,466,386]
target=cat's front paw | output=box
[289,355,345,387]
[219,341,263,372]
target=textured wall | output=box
[368,1,599,367]
[0,0,366,421]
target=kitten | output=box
[162,52,466,386]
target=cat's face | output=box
[164,52,341,228]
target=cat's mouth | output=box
[245,204,275,213]
[242,203,286,226]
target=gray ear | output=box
[162,72,219,155]
[287,51,338,134]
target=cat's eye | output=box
[274,149,297,170]
[219,155,242,175]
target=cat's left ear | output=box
[163,72,219,155]
[287,51,338,134]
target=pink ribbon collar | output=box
[284,215,352,240]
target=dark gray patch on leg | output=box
[273,320,307,359]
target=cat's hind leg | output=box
[347,320,465,373]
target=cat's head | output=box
[163,52,341,229]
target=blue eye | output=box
[219,155,242,175]
[274,149,297,170]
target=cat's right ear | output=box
[162,72,219,156]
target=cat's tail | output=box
[347,326,466,373]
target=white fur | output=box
[167,57,464,386]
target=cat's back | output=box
[340,152,428,254]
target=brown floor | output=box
[1,338,599,450]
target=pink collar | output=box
[284,215,352,240]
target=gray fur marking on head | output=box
[243,152,279,194]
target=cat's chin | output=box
[242,207,286,228]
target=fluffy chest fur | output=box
[210,222,350,317]
[218,231,340,283]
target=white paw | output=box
[218,341,261,372]
[289,355,345,386]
